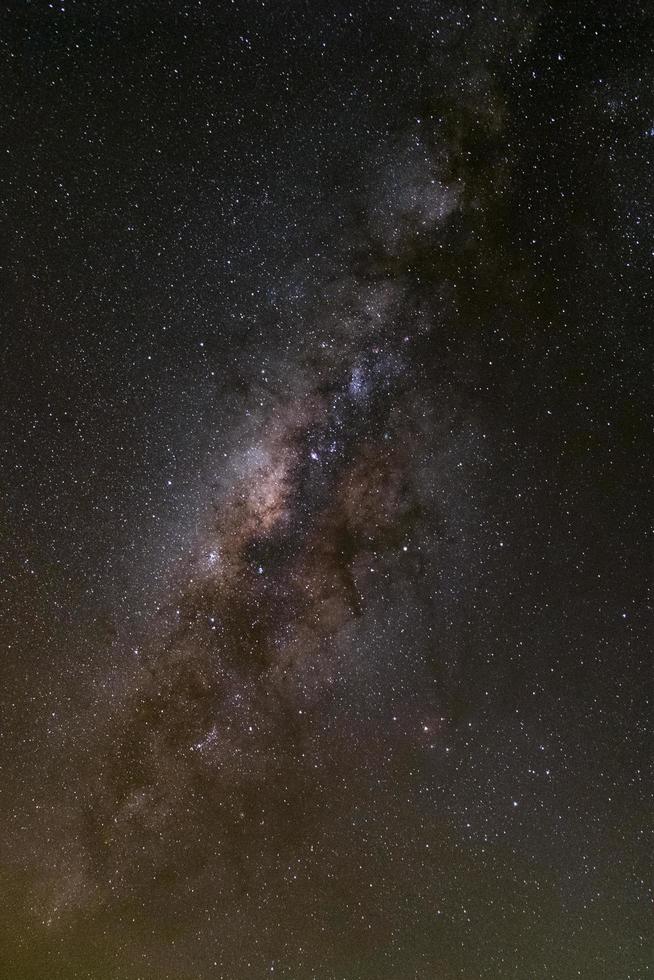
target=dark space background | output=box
[0,2,651,978]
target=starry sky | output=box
[0,2,651,978]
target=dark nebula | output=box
[0,2,650,978]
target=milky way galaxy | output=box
[0,2,650,978]
[86,107,485,927]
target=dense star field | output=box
[0,2,650,978]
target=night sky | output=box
[0,2,651,978]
